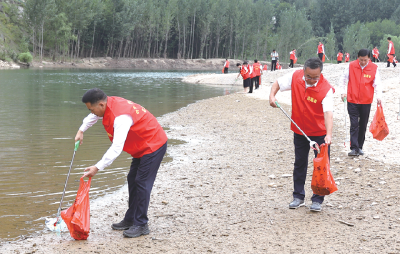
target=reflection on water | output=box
[0,69,225,242]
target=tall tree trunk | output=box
[191,10,196,59]
[163,29,169,58]
[90,22,96,59]
[41,21,44,61]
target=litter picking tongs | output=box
[275,101,320,153]
[45,140,80,232]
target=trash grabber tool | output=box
[45,140,80,232]
[275,101,320,153]
[343,97,350,147]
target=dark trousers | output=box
[124,142,167,226]
[337,61,342,64]
[293,133,329,204]
[243,78,251,88]
[318,53,324,61]
[271,60,277,71]
[224,67,228,73]
[254,76,260,89]
[347,102,371,151]
[289,59,294,68]
[249,78,254,93]
[387,54,396,67]
[372,57,379,62]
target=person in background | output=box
[317,42,325,61]
[337,50,343,64]
[269,57,334,212]
[289,49,296,68]
[223,59,230,73]
[253,60,262,90]
[372,46,380,62]
[271,49,279,71]
[276,60,282,70]
[338,49,382,157]
[75,88,168,238]
[237,61,251,93]
[345,52,350,63]
[387,37,396,67]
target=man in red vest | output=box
[75,88,168,238]
[345,52,350,62]
[289,49,296,68]
[387,37,396,67]
[372,46,380,62]
[237,61,251,93]
[252,59,262,89]
[223,59,230,73]
[317,42,325,61]
[339,49,382,156]
[337,50,343,64]
[269,58,334,212]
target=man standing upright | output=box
[269,57,334,212]
[372,46,380,62]
[223,59,230,73]
[337,50,343,64]
[75,88,168,238]
[345,52,350,62]
[252,60,262,89]
[317,42,325,61]
[289,49,296,68]
[339,49,382,156]
[271,49,279,71]
[387,37,396,67]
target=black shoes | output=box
[358,149,364,156]
[348,149,359,156]
[111,220,134,230]
[123,224,150,238]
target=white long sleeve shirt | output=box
[79,113,133,170]
[277,71,334,112]
[338,62,382,100]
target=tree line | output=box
[15,0,400,63]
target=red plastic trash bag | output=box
[387,54,394,63]
[61,177,91,240]
[311,144,338,196]
[369,104,389,141]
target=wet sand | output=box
[2,62,400,253]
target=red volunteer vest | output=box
[291,70,334,136]
[102,96,168,158]
[263,64,268,71]
[290,51,296,60]
[372,49,379,58]
[345,53,350,62]
[337,53,343,61]
[318,44,324,53]
[347,60,378,104]
[253,63,261,76]
[240,65,250,80]
[225,60,230,68]
[388,41,395,54]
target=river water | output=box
[0,68,230,242]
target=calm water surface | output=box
[0,68,230,242]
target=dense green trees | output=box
[16,0,400,62]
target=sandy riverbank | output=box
[1,62,400,253]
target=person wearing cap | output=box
[269,57,334,212]
[339,48,382,157]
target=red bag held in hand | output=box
[61,177,91,240]
[311,144,338,196]
[369,104,389,141]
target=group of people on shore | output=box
[234,60,266,93]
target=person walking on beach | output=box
[75,88,168,238]
[253,60,262,89]
[345,52,350,62]
[223,59,230,73]
[337,50,343,64]
[387,37,396,67]
[271,49,279,71]
[237,61,251,93]
[289,49,296,68]
[339,49,382,157]
[372,46,380,62]
[269,57,334,212]
[317,42,325,61]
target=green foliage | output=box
[366,20,400,47]
[18,52,33,63]
[378,35,400,62]
[343,22,371,61]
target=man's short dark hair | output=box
[254,59,258,63]
[304,57,323,71]
[82,88,107,104]
[236,63,241,66]
[272,49,275,51]
[387,37,391,40]
[358,49,370,58]
[243,61,248,65]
